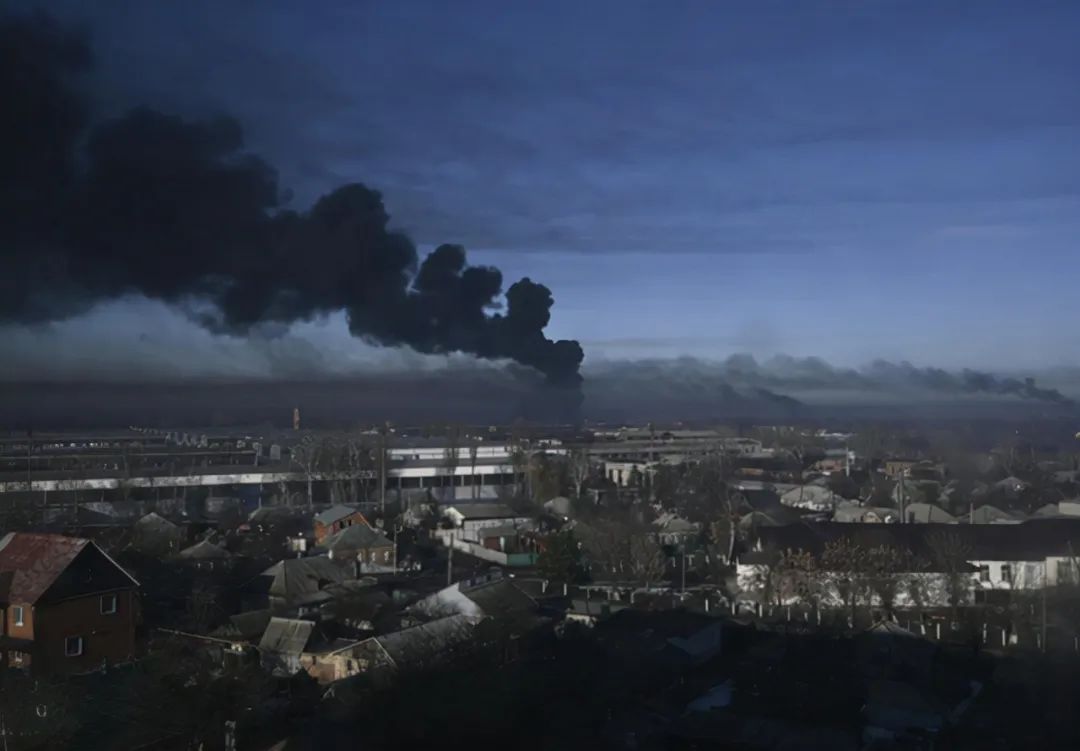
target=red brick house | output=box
[313,505,369,545]
[0,533,139,674]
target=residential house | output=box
[966,505,1020,525]
[313,506,370,545]
[258,617,318,676]
[176,539,234,570]
[0,533,139,674]
[411,574,538,630]
[901,503,956,524]
[653,512,701,547]
[317,524,395,570]
[244,556,349,614]
[128,512,184,556]
[779,484,837,512]
[307,614,481,684]
[443,504,532,543]
[738,519,1080,608]
[833,501,898,524]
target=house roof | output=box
[259,556,348,602]
[445,503,521,520]
[372,614,480,668]
[134,512,180,532]
[229,609,273,641]
[317,523,392,553]
[902,503,956,523]
[314,505,362,526]
[0,533,90,604]
[177,539,233,560]
[258,617,316,656]
[967,505,1018,524]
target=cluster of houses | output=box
[0,497,556,686]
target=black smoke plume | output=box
[0,11,583,388]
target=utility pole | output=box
[378,422,390,516]
[1041,560,1048,652]
[447,540,454,586]
[681,546,687,595]
[391,522,403,575]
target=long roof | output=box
[0,532,90,603]
[446,503,521,520]
[748,519,1080,562]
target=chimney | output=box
[293,407,301,431]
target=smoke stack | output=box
[293,407,300,431]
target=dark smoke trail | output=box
[0,11,583,389]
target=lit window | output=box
[12,606,24,627]
[65,636,84,657]
[101,594,118,615]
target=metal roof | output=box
[258,617,315,656]
[0,532,90,603]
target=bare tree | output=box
[773,548,819,606]
[291,434,322,508]
[579,515,666,588]
[567,448,591,502]
[864,544,917,618]
[926,530,974,618]
[821,537,871,624]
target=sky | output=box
[6,0,1080,373]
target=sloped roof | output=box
[372,614,480,668]
[968,505,1018,524]
[0,533,90,603]
[134,512,179,532]
[177,539,233,560]
[260,556,348,602]
[903,503,956,523]
[229,609,272,641]
[317,523,392,553]
[258,617,315,656]
[314,505,362,525]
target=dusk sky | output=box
[6,0,1080,375]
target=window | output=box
[1000,564,1012,583]
[100,594,118,615]
[979,565,990,583]
[65,636,84,657]
[12,606,25,627]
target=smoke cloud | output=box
[0,11,583,388]
[600,355,1075,407]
